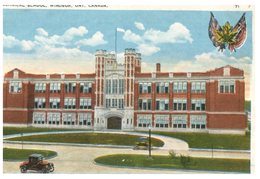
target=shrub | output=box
[168,150,177,159]
[180,154,192,168]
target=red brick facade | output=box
[3,48,247,133]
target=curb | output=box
[3,151,58,162]
[190,148,250,153]
[92,160,249,174]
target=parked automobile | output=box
[20,154,54,173]
[133,137,149,150]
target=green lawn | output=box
[151,131,250,150]
[6,133,164,147]
[95,154,250,173]
[3,126,85,136]
[3,148,57,161]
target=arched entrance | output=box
[107,117,122,129]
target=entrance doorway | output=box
[107,117,122,129]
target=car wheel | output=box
[20,166,27,173]
[49,164,54,172]
[42,166,49,173]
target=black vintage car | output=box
[20,154,54,173]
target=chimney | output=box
[156,63,161,73]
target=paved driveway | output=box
[3,131,250,174]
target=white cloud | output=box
[36,28,48,37]
[123,30,143,44]
[76,31,107,47]
[134,22,145,31]
[116,28,125,33]
[21,40,35,51]
[118,22,193,56]
[143,22,193,44]
[137,44,160,56]
[3,34,20,48]
[62,26,88,42]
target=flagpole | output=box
[115,28,117,61]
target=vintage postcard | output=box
[2,2,254,175]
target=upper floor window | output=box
[156,82,169,93]
[64,98,76,109]
[105,79,124,94]
[139,82,152,94]
[219,80,235,93]
[49,98,60,109]
[173,99,187,111]
[156,99,169,111]
[50,83,61,93]
[173,82,187,93]
[191,99,206,111]
[9,81,22,93]
[191,81,206,93]
[80,82,92,93]
[138,99,152,110]
[80,98,92,109]
[34,98,46,109]
[65,82,76,93]
[35,83,46,93]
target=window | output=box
[78,113,92,126]
[191,99,206,111]
[118,79,124,94]
[106,79,124,94]
[137,115,152,128]
[191,82,206,93]
[138,99,152,110]
[139,83,152,94]
[106,98,124,109]
[65,82,76,93]
[34,98,46,108]
[173,82,187,93]
[50,83,61,93]
[219,80,235,93]
[9,81,22,93]
[156,99,169,110]
[112,79,118,94]
[80,98,91,109]
[33,112,45,124]
[156,82,169,93]
[172,115,187,128]
[190,115,207,129]
[155,115,169,128]
[173,99,187,111]
[80,82,92,93]
[106,80,111,94]
[62,113,76,125]
[49,98,60,109]
[35,83,46,93]
[64,98,76,109]
[47,113,60,125]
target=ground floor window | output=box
[33,112,45,124]
[62,113,76,125]
[190,115,207,129]
[78,113,92,126]
[172,115,187,128]
[155,115,169,128]
[137,115,152,128]
[47,113,60,125]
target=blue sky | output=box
[3,9,253,98]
